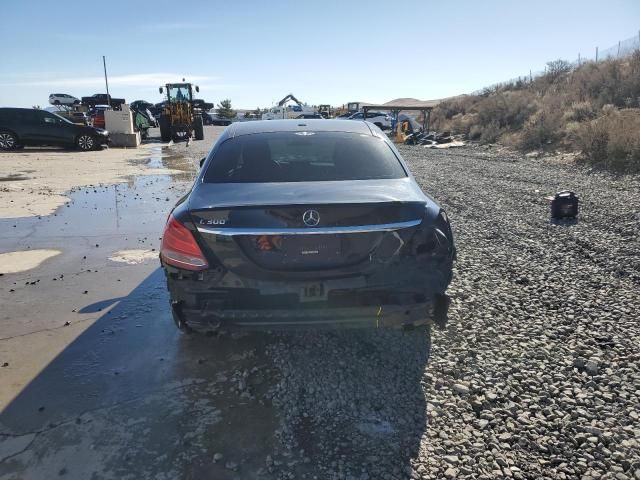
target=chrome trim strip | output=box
[196,219,422,236]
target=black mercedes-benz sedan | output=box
[160,119,455,332]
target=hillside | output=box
[431,52,640,172]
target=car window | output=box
[203,131,407,183]
[43,112,72,124]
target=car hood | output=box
[189,178,430,209]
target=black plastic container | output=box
[549,191,579,220]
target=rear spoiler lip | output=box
[196,219,422,236]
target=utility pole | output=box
[103,55,111,108]
[595,46,598,63]
[578,53,581,65]
[618,41,621,57]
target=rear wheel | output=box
[193,115,204,141]
[76,134,96,151]
[159,117,171,142]
[0,131,18,150]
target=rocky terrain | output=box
[262,145,640,479]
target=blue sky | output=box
[1,0,638,109]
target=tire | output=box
[76,134,96,151]
[374,122,382,129]
[0,131,19,150]
[193,115,204,141]
[159,117,171,142]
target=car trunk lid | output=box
[189,179,428,274]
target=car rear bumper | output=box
[174,301,443,331]
[163,260,453,332]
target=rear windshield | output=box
[203,131,407,183]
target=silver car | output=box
[48,93,80,106]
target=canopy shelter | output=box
[362,105,433,133]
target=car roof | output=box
[226,119,374,138]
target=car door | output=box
[38,111,77,146]
[14,109,47,144]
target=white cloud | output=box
[0,73,217,88]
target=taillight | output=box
[160,215,208,271]
[414,209,454,257]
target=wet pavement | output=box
[0,128,281,479]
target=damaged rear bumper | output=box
[174,301,445,331]
[163,257,453,332]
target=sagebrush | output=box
[431,51,640,171]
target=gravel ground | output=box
[262,145,640,479]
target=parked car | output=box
[0,108,109,151]
[348,111,392,129]
[160,119,455,333]
[130,100,154,112]
[49,93,80,106]
[150,102,166,118]
[81,93,125,109]
[206,112,232,126]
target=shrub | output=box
[563,101,596,122]
[479,122,501,144]
[576,109,640,171]
[518,108,563,150]
[468,124,482,140]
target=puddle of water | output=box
[0,146,196,251]
[146,145,196,182]
[0,174,191,246]
[147,146,164,169]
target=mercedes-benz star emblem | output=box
[302,209,320,227]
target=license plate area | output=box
[300,282,327,302]
[284,235,341,259]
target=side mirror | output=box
[159,87,163,94]
[199,157,206,168]
[195,86,200,93]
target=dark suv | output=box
[0,108,109,151]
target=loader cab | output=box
[159,83,199,104]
